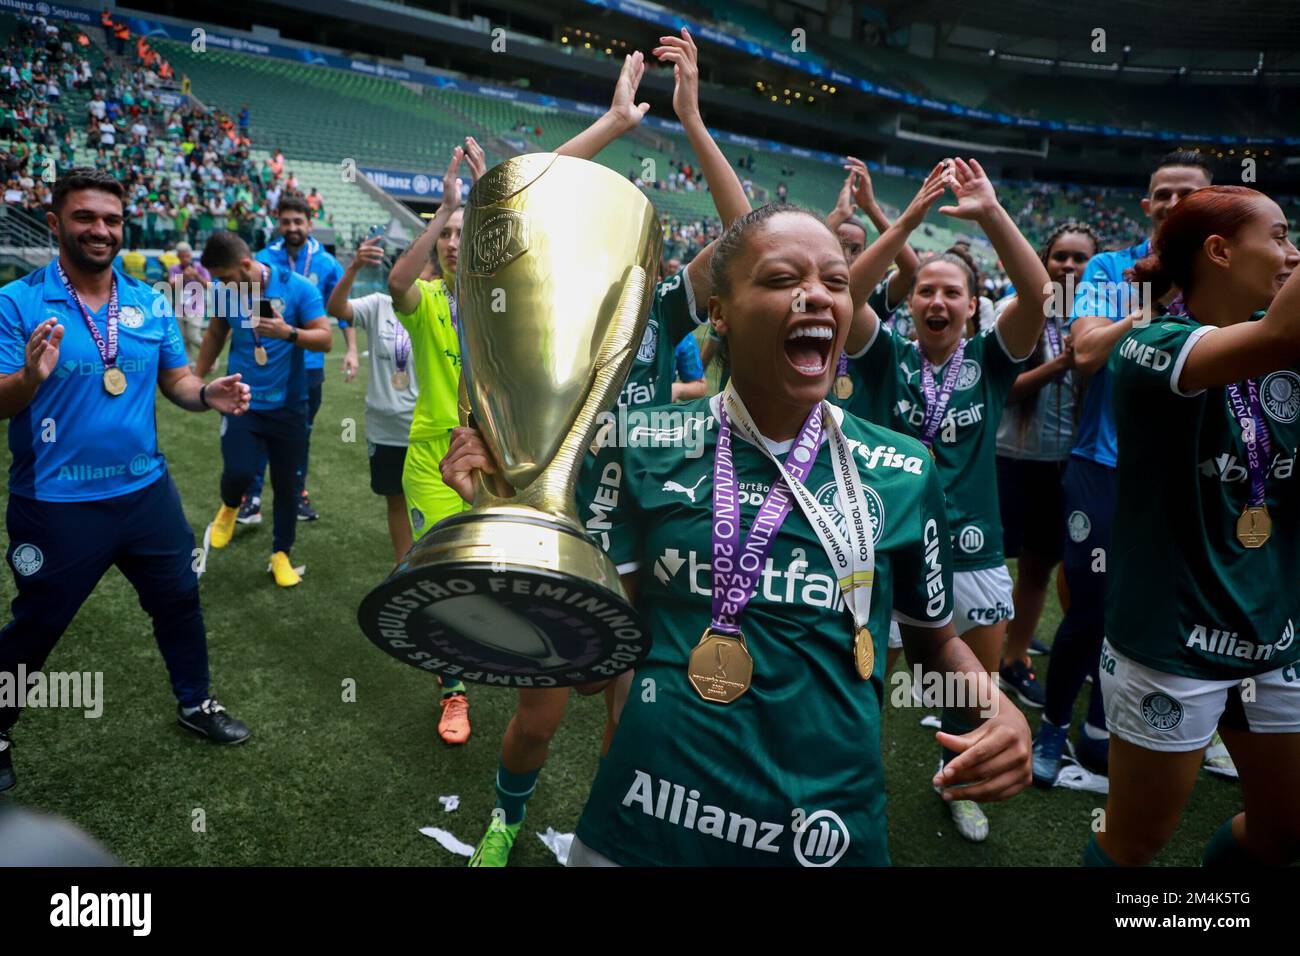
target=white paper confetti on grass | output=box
[438,794,460,813]
[1054,764,1109,794]
[537,828,573,866]
[919,715,942,729]
[420,827,473,857]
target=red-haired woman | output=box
[1089,185,1300,866]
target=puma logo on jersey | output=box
[662,474,707,502]
[1198,452,1294,483]
[621,770,784,855]
[1185,624,1278,662]
[899,362,920,384]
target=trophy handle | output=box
[458,374,512,509]
[514,265,650,519]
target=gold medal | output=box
[833,374,854,400]
[853,625,874,681]
[254,345,269,366]
[391,370,410,390]
[687,628,753,704]
[1236,505,1272,549]
[102,366,127,396]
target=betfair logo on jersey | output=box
[895,399,985,437]
[1186,624,1285,662]
[621,770,850,865]
[656,548,844,610]
[1116,335,1171,371]
[1198,451,1294,484]
[52,356,151,380]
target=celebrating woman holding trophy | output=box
[438,165,1033,867]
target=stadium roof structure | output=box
[876,0,1300,54]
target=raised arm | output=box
[329,237,384,323]
[845,164,946,354]
[654,29,748,229]
[845,156,921,300]
[939,158,1050,359]
[1179,264,1300,392]
[555,52,648,161]
[389,148,463,315]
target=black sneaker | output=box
[177,698,251,744]
[999,659,1046,709]
[0,734,14,792]
[1028,636,1050,656]
[236,495,262,525]
[297,493,320,522]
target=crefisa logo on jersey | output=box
[1261,371,1300,423]
[119,305,145,329]
[1140,691,1184,731]
[637,318,659,364]
[1067,510,1091,543]
[956,359,982,390]
[11,543,43,576]
[814,481,885,545]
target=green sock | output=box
[1202,818,1257,867]
[438,677,466,697]
[495,759,538,826]
[1083,834,1119,867]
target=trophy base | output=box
[357,508,650,687]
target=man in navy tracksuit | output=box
[0,169,254,793]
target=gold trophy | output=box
[358,154,662,687]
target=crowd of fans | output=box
[1,13,329,254]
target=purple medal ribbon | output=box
[57,260,119,371]
[914,338,966,450]
[835,351,848,378]
[447,290,459,334]
[710,398,825,635]
[393,320,412,373]
[1226,379,1273,509]
[1043,315,1062,356]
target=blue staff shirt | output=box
[0,261,188,501]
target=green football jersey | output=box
[1107,315,1300,679]
[826,278,901,412]
[846,323,1024,571]
[618,270,703,411]
[575,395,955,866]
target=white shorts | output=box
[952,566,1014,636]
[1099,639,1300,752]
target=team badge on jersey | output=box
[271,298,287,315]
[637,319,658,364]
[814,480,884,545]
[307,272,319,286]
[119,305,145,329]
[1067,510,1092,543]
[1261,371,1300,423]
[956,525,985,554]
[410,507,425,532]
[956,359,982,390]
[1140,691,1184,731]
[11,543,43,576]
